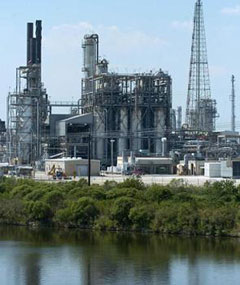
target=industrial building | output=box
[6,21,172,170]
[7,21,48,165]
[117,156,174,175]
[81,34,172,166]
[4,0,240,180]
[45,158,100,177]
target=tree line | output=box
[0,177,239,236]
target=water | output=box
[0,226,240,285]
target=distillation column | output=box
[118,108,128,156]
[131,108,142,153]
[155,109,165,155]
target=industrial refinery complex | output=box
[1,0,240,180]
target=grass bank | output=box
[0,177,239,237]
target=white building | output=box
[45,158,100,177]
[204,162,221,178]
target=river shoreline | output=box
[1,177,240,237]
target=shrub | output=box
[43,190,64,209]
[118,178,145,190]
[106,188,143,200]
[88,188,106,200]
[76,179,88,188]
[25,189,46,201]
[0,199,26,224]
[129,206,154,230]
[71,197,99,226]
[168,178,186,188]
[0,183,6,194]
[11,185,33,198]
[55,207,73,225]
[176,203,199,234]
[68,187,87,198]
[204,180,238,203]
[25,201,52,221]
[94,215,116,231]
[199,207,236,236]
[173,192,194,202]
[146,185,172,203]
[103,180,118,191]
[111,197,135,228]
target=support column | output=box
[131,108,141,153]
[118,108,128,155]
[95,113,105,160]
[155,109,165,155]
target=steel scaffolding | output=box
[7,21,48,165]
[81,34,172,165]
[186,0,217,132]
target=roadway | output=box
[34,172,239,186]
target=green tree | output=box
[44,190,64,209]
[71,197,99,226]
[25,201,52,221]
[129,206,154,230]
[111,197,135,227]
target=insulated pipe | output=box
[161,137,167,157]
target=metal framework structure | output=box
[81,34,172,165]
[186,0,217,132]
[177,106,182,130]
[7,21,48,165]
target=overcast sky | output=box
[0,0,240,130]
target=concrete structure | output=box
[221,159,240,179]
[135,157,174,174]
[187,160,204,176]
[16,166,33,177]
[178,159,204,176]
[117,156,174,175]
[204,162,221,178]
[45,158,100,177]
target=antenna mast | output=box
[231,75,236,132]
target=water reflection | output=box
[0,226,240,285]
[24,254,41,285]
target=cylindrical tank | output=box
[161,137,167,157]
[82,34,98,78]
[130,151,135,165]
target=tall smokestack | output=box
[30,38,37,64]
[27,23,33,65]
[36,20,42,64]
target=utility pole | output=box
[231,75,236,132]
[88,133,91,186]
